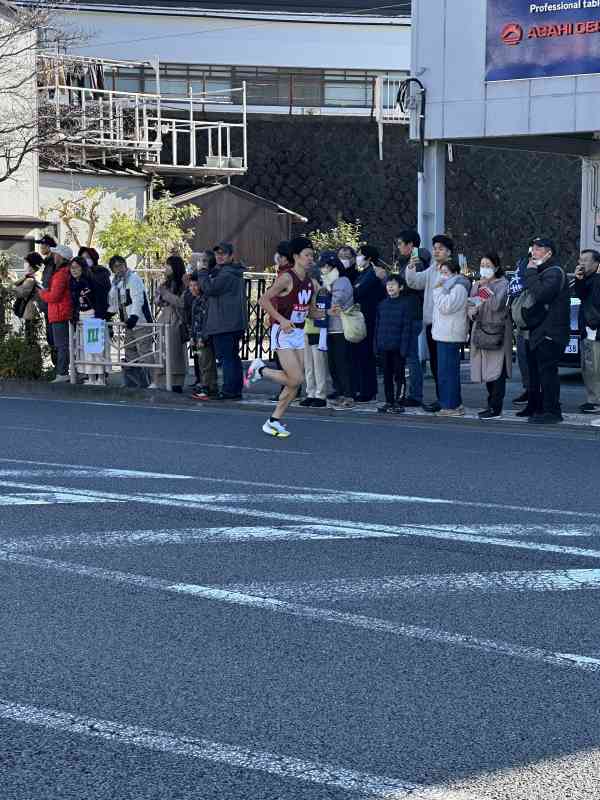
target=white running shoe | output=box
[262,419,290,438]
[51,374,69,383]
[245,358,265,387]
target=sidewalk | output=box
[2,362,599,431]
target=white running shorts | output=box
[271,324,305,351]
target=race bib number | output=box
[290,304,309,324]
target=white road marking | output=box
[227,569,600,602]
[2,458,599,521]
[0,698,425,798]
[0,492,120,507]
[2,479,600,560]
[0,525,394,553]
[1,549,599,673]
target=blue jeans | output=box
[437,341,462,410]
[213,331,243,396]
[407,320,423,402]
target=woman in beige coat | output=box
[469,253,513,419]
[12,252,43,342]
[149,255,189,393]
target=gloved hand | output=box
[126,314,138,330]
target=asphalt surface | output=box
[1,393,600,800]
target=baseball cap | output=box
[35,234,57,247]
[318,250,343,270]
[213,242,233,255]
[50,244,74,261]
[532,237,557,255]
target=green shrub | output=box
[0,334,44,380]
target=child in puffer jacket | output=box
[375,275,417,413]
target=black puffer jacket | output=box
[574,272,600,335]
[524,260,571,350]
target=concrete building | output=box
[398,0,600,251]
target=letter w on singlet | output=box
[298,289,312,305]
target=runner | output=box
[245,236,318,438]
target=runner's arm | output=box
[259,273,294,330]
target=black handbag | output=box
[472,321,505,351]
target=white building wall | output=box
[39,171,147,259]
[65,9,410,72]
[413,0,600,141]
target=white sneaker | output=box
[262,419,290,438]
[147,383,159,390]
[51,374,69,384]
[245,358,265,387]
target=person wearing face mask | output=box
[351,244,387,402]
[432,260,470,417]
[149,255,189,393]
[300,251,335,408]
[406,234,455,412]
[468,253,512,419]
[337,246,358,285]
[78,247,111,304]
[321,252,355,410]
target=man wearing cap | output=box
[35,234,58,365]
[37,244,74,382]
[517,237,570,424]
[197,243,247,400]
[406,234,455,412]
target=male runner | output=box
[245,236,318,438]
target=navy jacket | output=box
[375,295,415,354]
[574,273,600,336]
[354,265,386,326]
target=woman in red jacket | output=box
[38,244,74,382]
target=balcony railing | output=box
[37,54,248,176]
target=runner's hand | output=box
[281,319,295,333]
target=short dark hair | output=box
[443,260,461,275]
[189,270,199,282]
[25,252,44,270]
[276,240,292,261]
[582,249,600,264]
[397,229,421,248]
[432,234,455,254]
[359,244,380,263]
[290,236,313,257]
[109,255,127,270]
[386,273,405,287]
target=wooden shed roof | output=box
[171,183,308,223]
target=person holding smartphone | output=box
[468,253,512,419]
[516,237,570,424]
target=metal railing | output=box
[68,320,174,391]
[37,54,248,175]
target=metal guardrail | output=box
[68,320,173,391]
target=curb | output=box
[1,379,599,434]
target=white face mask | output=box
[273,253,279,266]
[356,255,367,268]
[322,268,339,289]
[480,267,495,280]
[84,256,94,268]
[340,258,351,269]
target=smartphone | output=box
[411,247,419,259]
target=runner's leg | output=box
[269,349,304,419]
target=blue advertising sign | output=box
[486,1,600,81]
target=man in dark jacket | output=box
[352,244,387,401]
[396,228,431,406]
[197,242,247,399]
[574,248,600,413]
[35,234,58,365]
[518,237,570,424]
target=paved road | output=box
[1,394,600,800]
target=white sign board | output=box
[83,318,105,355]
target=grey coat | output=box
[469,277,513,383]
[198,263,247,336]
[154,286,188,386]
